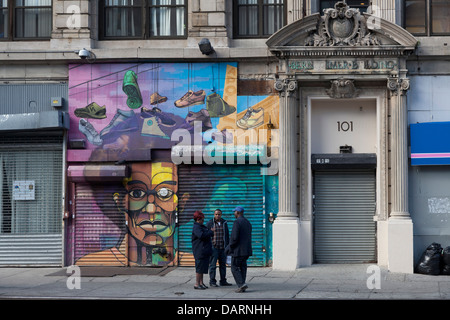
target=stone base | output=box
[272,217,300,270]
[388,218,414,274]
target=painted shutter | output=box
[177,165,266,266]
[73,183,128,266]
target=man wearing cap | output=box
[226,206,253,293]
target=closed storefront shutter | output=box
[314,170,376,263]
[178,165,266,266]
[73,183,128,266]
[0,134,63,265]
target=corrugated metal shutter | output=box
[178,165,266,266]
[313,170,376,263]
[0,83,68,115]
[73,183,128,266]
[0,133,63,265]
[0,234,62,265]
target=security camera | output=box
[78,48,90,59]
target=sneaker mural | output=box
[68,62,279,163]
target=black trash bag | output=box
[442,246,450,275]
[416,242,442,275]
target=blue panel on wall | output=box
[410,122,450,165]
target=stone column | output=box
[272,78,300,270]
[387,75,414,273]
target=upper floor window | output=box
[0,0,52,40]
[100,0,186,39]
[405,0,450,36]
[234,0,286,38]
[320,0,369,13]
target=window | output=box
[0,0,52,40]
[234,0,286,38]
[320,0,369,13]
[100,0,186,39]
[405,0,450,36]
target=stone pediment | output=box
[266,1,417,57]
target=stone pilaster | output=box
[272,78,300,270]
[387,75,411,219]
[387,75,414,274]
[274,78,298,220]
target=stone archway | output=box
[267,1,418,273]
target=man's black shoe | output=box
[209,283,219,287]
[220,282,232,286]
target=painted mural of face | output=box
[117,162,178,246]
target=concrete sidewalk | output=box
[0,264,449,300]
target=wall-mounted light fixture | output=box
[198,38,215,55]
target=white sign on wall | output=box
[13,181,35,200]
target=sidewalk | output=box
[0,264,449,300]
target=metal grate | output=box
[0,144,63,234]
[0,134,64,265]
[313,170,377,263]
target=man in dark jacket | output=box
[226,206,252,293]
[206,209,232,287]
[192,210,213,289]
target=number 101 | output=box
[337,121,354,132]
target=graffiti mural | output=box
[67,62,279,266]
[74,162,189,266]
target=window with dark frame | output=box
[0,0,52,40]
[405,0,450,36]
[319,0,369,13]
[100,0,186,39]
[234,0,286,38]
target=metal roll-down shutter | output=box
[0,133,63,265]
[313,170,376,263]
[177,165,266,266]
[72,183,128,266]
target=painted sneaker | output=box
[141,107,176,127]
[74,102,107,119]
[100,109,138,142]
[206,93,236,118]
[150,92,168,105]
[79,119,103,146]
[123,70,143,109]
[236,107,264,129]
[174,90,206,108]
[185,109,212,131]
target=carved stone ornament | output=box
[387,76,410,96]
[326,78,360,99]
[274,79,297,93]
[305,1,379,47]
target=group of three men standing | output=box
[191,206,252,293]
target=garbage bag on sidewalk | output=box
[442,246,450,275]
[416,242,442,275]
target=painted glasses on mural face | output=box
[115,163,177,246]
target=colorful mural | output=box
[74,162,189,266]
[68,62,279,162]
[67,62,279,266]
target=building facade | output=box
[0,0,449,273]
